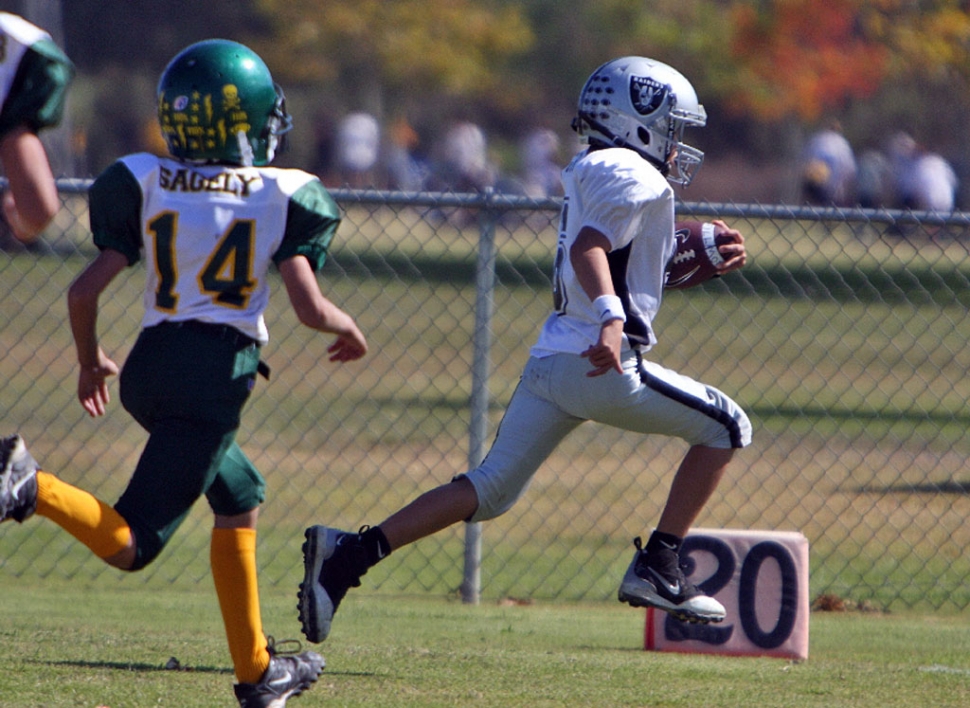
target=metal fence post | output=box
[461,189,499,605]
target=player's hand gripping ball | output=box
[665,220,735,289]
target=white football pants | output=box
[463,350,752,522]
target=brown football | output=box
[665,220,730,290]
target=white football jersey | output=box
[0,13,48,107]
[89,153,341,344]
[531,147,676,356]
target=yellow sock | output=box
[34,471,132,559]
[211,527,269,684]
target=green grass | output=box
[1,579,970,708]
[4,208,970,703]
[5,216,970,613]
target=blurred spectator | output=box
[887,131,958,212]
[311,110,337,183]
[855,149,891,209]
[886,131,918,207]
[335,111,380,187]
[908,154,958,212]
[799,122,857,207]
[385,117,429,192]
[520,127,562,198]
[435,120,496,193]
[426,120,498,227]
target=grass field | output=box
[2,578,970,708]
[4,214,970,609]
[3,204,970,704]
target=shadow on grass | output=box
[37,659,232,674]
[34,659,379,678]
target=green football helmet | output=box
[157,39,292,166]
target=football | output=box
[665,220,730,290]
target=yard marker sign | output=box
[644,528,809,660]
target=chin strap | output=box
[236,131,255,167]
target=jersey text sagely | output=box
[158,166,260,197]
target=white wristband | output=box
[593,294,626,323]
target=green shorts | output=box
[116,320,267,570]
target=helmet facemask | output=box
[246,84,293,167]
[656,107,707,186]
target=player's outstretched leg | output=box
[0,435,38,523]
[233,639,324,708]
[297,526,371,643]
[617,535,726,624]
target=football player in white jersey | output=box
[0,40,366,707]
[0,12,74,243]
[297,57,750,643]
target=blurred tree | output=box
[726,0,889,121]
[248,0,534,118]
[863,0,970,82]
[59,0,970,124]
[62,0,268,72]
[51,0,970,184]
[716,0,970,123]
[555,0,970,166]
[61,0,272,174]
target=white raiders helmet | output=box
[572,56,707,186]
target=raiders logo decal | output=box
[630,76,669,116]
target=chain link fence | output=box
[2,181,969,612]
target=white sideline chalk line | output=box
[918,664,970,676]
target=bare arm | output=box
[569,226,624,377]
[279,255,368,362]
[0,126,59,243]
[67,249,126,416]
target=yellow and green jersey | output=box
[89,153,341,344]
